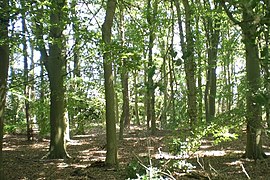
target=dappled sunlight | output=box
[225,160,243,166]
[124,137,147,141]
[194,146,244,157]
[67,139,87,146]
[57,162,69,168]
[3,145,17,151]
[195,150,226,157]
[4,128,270,179]
[194,149,244,157]
[199,144,212,149]
[262,145,270,150]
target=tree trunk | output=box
[146,0,158,134]
[32,3,49,137]
[119,65,129,140]
[21,0,33,140]
[175,0,197,127]
[0,0,9,178]
[144,61,149,129]
[221,1,266,159]
[161,42,168,129]
[45,0,69,159]
[261,22,270,127]
[242,11,266,159]
[133,71,140,126]
[113,66,119,124]
[119,4,130,141]
[102,0,118,167]
[122,70,130,128]
[195,15,203,122]
[203,1,220,123]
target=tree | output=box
[21,0,34,141]
[175,0,197,127]
[102,0,118,167]
[203,0,221,123]
[0,0,9,178]
[119,3,130,140]
[221,0,267,159]
[45,0,69,159]
[146,0,158,134]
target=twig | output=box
[132,152,147,169]
[196,154,204,170]
[158,170,176,180]
[209,162,218,174]
[240,163,251,179]
[196,155,211,180]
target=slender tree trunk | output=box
[32,4,48,137]
[161,43,168,128]
[144,61,149,129]
[146,0,158,134]
[203,1,220,123]
[133,71,140,126]
[39,54,46,136]
[113,66,119,124]
[168,53,176,121]
[0,0,9,178]
[21,0,33,140]
[45,0,69,159]
[70,0,83,135]
[119,4,130,141]
[264,1,270,127]
[102,0,118,167]
[263,29,270,127]
[175,0,197,127]
[119,67,129,140]
[122,70,130,128]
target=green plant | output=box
[4,124,17,134]
[172,160,196,173]
[212,126,238,145]
[126,158,149,179]
[4,121,27,134]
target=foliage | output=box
[168,128,206,156]
[126,159,146,179]
[4,121,27,134]
[126,159,174,180]
[33,97,50,136]
[171,159,195,173]
[126,156,196,179]
[168,108,244,155]
[66,77,105,134]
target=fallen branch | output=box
[240,163,251,179]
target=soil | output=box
[3,126,270,180]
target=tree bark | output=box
[119,4,130,140]
[21,0,33,140]
[0,0,9,178]
[133,71,140,126]
[203,1,220,123]
[45,0,69,159]
[242,16,265,159]
[102,0,118,167]
[146,0,158,134]
[175,0,197,127]
[221,1,266,159]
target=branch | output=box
[240,163,251,179]
[219,0,241,25]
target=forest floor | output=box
[3,125,270,180]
